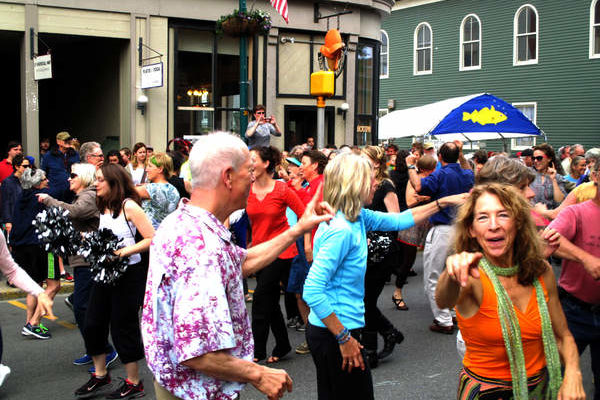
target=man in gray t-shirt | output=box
[245,104,282,149]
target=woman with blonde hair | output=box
[127,142,148,185]
[135,152,180,229]
[436,183,584,399]
[303,153,468,400]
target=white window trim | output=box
[590,0,600,59]
[513,4,539,66]
[511,101,538,150]
[459,14,482,71]
[380,29,390,79]
[414,22,433,75]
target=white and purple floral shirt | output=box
[142,199,252,400]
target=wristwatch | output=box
[407,165,417,170]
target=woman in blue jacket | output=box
[303,153,468,400]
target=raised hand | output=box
[446,251,483,287]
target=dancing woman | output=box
[74,164,155,399]
[246,146,306,363]
[303,153,467,399]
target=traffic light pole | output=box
[317,96,325,149]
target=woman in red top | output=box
[247,146,306,363]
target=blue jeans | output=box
[560,293,600,400]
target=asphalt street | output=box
[0,253,594,399]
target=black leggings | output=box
[82,262,147,364]
[393,241,418,289]
[251,257,292,360]
[364,254,396,335]
[306,323,374,400]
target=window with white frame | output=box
[414,23,432,74]
[591,0,600,58]
[380,30,389,78]
[460,14,481,70]
[511,102,537,149]
[514,5,539,65]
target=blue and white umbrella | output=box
[379,93,545,142]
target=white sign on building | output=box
[141,62,163,89]
[34,54,52,80]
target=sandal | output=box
[245,294,253,302]
[266,356,280,364]
[392,296,409,311]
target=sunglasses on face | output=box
[70,173,78,179]
[21,164,30,168]
[533,156,546,162]
[255,111,265,115]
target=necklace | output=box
[488,262,519,277]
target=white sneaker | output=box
[0,364,11,387]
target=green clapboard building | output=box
[378,0,600,153]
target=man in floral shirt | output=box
[142,132,332,400]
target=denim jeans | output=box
[560,293,600,400]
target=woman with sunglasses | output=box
[134,152,180,229]
[37,163,118,367]
[1,154,29,236]
[530,143,567,210]
[245,104,282,149]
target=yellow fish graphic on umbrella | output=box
[462,105,508,126]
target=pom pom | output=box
[80,228,130,285]
[33,206,81,259]
[367,231,393,263]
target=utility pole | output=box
[239,0,248,140]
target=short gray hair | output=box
[71,163,97,188]
[584,148,600,165]
[476,156,535,186]
[20,168,46,189]
[79,142,102,164]
[189,131,249,189]
[570,144,584,155]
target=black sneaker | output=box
[106,378,145,399]
[74,373,112,398]
[65,295,74,311]
[21,323,51,339]
[286,316,300,329]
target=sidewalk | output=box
[0,278,74,301]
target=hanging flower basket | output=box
[217,9,272,37]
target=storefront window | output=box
[355,42,378,145]
[174,28,241,136]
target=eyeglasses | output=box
[532,156,546,162]
[89,154,104,158]
[255,111,265,115]
[70,173,78,179]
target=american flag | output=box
[270,0,289,23]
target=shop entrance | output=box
[37,34,129,150]
[0,31,23,158]
[284,105,334,150]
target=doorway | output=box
[37,34,129,149]
[0,31,22,158]
[284,105,334,150]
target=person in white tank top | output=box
[74,164,154,399]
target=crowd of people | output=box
[0,121,598,400]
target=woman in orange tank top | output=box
[436,184,584,399]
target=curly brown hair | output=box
[453,183,546,285]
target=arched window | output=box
[380,30,389,78]
[514,4,539,65]
[591,0,600,58]
[414,23,432,75]
[460,14,481,70]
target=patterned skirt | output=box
[397,220,432,248]
[457,367,549,400]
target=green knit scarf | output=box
[479,257,562,399]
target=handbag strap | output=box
[121,198,136,239]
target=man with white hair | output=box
[142,132,332,400]
[79,142,104,170]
